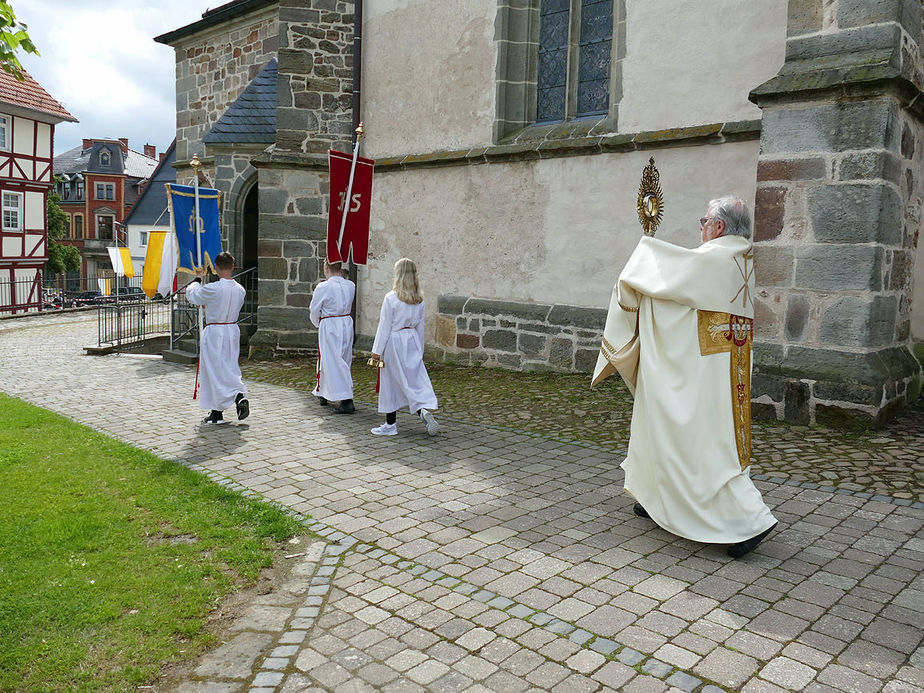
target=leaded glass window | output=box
[577,0,612,117]
[536,0,613,123]
[537,0,570,123]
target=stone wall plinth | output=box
[433,295,606,373]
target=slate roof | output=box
[54,141,158,180]
[203,59,277,145]
[123,140,177,227]
[0,67,77,123]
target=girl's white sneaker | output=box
[371,423,397,436]
[419,409,439,436]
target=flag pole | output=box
[191,155,204,353]
[335,122,364,261]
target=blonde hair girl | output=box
[393,257,423,305]
[369,256,439,436]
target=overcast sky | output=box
[18,0,217,157]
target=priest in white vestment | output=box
[593,196,777,558]
[186,252,249,425]
[310,261,356,414]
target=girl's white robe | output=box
[309,275,355,401]
[371,291,438,414]
[186,278,246,412]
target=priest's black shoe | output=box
[318,397,328,406]
[633,503,651,519]
[727,523,777,559]
[335,399,355,414]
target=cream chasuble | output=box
[593,235,776,544]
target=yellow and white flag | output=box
[107,246,135,278]
[142,231,177,299]
[97,277,111,296]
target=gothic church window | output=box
[494,1,622,141]
[537,0,613,123]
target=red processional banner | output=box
[327,149,374,265]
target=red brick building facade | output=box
[53,138,159,276]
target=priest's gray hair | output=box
[709,195,752,239]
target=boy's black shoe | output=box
[235,394,250,421]
[633,503,651,519]
[203,411,226,425]
[727,523,777,559]
[335,399,355,414]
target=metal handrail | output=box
[169,267,258,353]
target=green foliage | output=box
[0,393,302,691]
[45,186,80,274]
[0,1,39,81]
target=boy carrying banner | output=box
[186,251,249,425]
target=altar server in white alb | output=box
[593,196,777,558]
[310,260,356,414]
[186,252,249,425]
[369,258,439,436]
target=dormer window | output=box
[100,149,111,167]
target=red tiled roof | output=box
[0,67,77,123]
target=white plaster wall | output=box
[25,191,43,230]
[2,237,19,257]
[362,0,497,157]
[619,0,788,132]
[35,122,51,159]
[356,140,761,338]
[12,116,32,155]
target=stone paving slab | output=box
[1,314,922,693]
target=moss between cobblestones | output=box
[241,358,924,503]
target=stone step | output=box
[162,348,199,365]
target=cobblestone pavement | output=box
[241,359,924,504]
[1,313,923,693]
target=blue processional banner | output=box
[165,183,222,272]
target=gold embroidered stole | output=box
[697,310,753,469]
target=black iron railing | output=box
[97,299,172,350]
[169,267,258,353]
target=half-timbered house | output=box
[0,68,76,314]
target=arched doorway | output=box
[242,183,259,274]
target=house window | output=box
[76,181,84,200]
[0,115,8,151]
[95,183,114,201]
[2,191,22,231]
[139,231,148,246]
[64,216,70,236]
[97,215,114,240]
[536,0,613,122]
[99,149,111,167]
[74,215,83,239]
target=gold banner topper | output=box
[637,157,664,236]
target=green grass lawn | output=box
[0,394,302,692]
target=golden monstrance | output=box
[637,157,664,236]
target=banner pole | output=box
[191,155,204,359]
[335,122,364,261]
